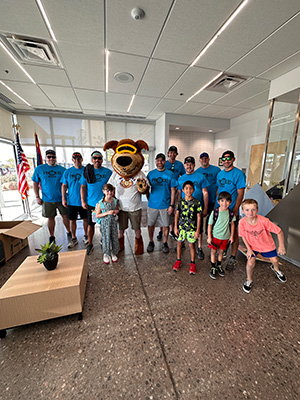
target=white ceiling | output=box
[0,0,299,122]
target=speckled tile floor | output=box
[0,217,299,399]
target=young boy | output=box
[173,181,201,275]
[207,192,235,279]
[239,199,287,294]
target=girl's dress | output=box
[96,198,120,256]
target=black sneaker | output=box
[86,243,94,255]
[49,236,56,244]
[217,265,225,277]
[243,280,253,293]
[271,265,287,282]
[197,247,204,260]
[147,241,155,252]
[226,256,237,270]
[169,231,178,241]
[82,235,89,245]
[210,267,217,280]
[162,242,169,254]
[68,237,78,249]
[156,231,163,241]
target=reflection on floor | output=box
[0,216,299,399]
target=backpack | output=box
[211,208,235,229]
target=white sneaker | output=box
[103,254,110,264]
[111,253,118,263]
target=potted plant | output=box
[36,242,63,271]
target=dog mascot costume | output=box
[104,139,149,255]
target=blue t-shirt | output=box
[61,166,84,207]
[32,164,66,203]
[80,167,112,207]
[196,164,221,204]
[216,167,246,210]
[165,160,185,180]
[178,171,209,207]
[147,169,177,210]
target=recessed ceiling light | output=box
[114,72,134,83]
[209,129,213,132]
[175,127,180,130]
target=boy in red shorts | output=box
[239,198,286,293]
[207,192,235,279]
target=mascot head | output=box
[104,138,149,179]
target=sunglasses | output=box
[92,157,102,160]
[47,156,56,159]
[222,156,232,161]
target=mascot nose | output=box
[117,156,132,167]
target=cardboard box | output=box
[0,221,41,264]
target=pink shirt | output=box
[239,215,281,252]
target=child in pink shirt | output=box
[239,199,287,293]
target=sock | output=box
[230,255,236,259]
[217,260,222,266]
[177,258,181,261]
[191,260,195,264]
[211,262,216,268]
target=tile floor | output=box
[0,217,299,399]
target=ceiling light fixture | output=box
[105,49,109,93]
[0,80,31,106]
[209,129,213,132]
[0,42,36,84]
[190,0,248,67]
[36,0,57,42]
[186,72,223,102]
[127,94,136,113]
[175,127,180,130]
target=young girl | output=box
[95,183,120,264]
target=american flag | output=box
[15,132,30,200]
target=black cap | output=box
[184,156,195,164]
[155,153,166,161]
[72,152,82,158]
[168,145,178,153]
[200,152,209,158]
[222,150,235,159]
[46,149,56,156]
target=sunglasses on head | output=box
[47,155,56,159]
[222,156,232,161]
[93,156,102,160]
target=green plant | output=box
[36,242,63,264]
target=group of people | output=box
[32,146,287,294]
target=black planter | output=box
[43,254,58,271]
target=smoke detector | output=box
[205,73,248,93]
[131,8,145,20]
[114,72,134,83]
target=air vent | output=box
[33,108,83,114]
[106,113,146,120]
[1,34,61,67]
[205,73,248,93]
[0,92,15,104]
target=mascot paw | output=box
[137,178,148,194]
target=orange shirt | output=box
[239,215,281,252]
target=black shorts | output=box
[68,205,88,221]
[87,205,96,226]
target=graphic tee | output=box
[178,171,209,207]
[80,167,112,207]
[61,166,85,206]
[216,167,246,210]
[165,160,185,180]
[239,215,281,252]
[147,169,177,210]
[196,164,221,204]
[177,198,202,231]
[32,164,66,202]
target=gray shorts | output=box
[147,207,171,227]
[42,201,68,218]
[119,209,142,231]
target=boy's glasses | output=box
[92,157,102,160]
[222,156,232,161]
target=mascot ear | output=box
[103,140,119,151]
[135,140,149,152]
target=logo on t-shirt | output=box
[245,229,264,237]
[152,177,168,185]
[219,177,233,187]
[43,170,62,178]
[120,178,133,188]
[71,173,82,182]
[95,173,109,181]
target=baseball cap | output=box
[222,150,235,159]
[72,152,82,158]
[200,152,209,158]
[91,150,103,158]
[168,145,178,153]
[45,149,56,156]
[184,156,195,164]
[155,153,166,161]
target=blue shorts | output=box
[252,249,277,258]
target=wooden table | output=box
[0,250,88,338]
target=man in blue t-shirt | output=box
[159,145,186,241]
[32,149,71,244]
[61,152,88,249]
[178,156,209,260]
[146,153,176,254]
[196,152,221,234]
[216,150,246,270]
[80,150,112,255]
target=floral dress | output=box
[96,198,120,256]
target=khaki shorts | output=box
[42,201,68,218]
[147,207,171,227]
[119,209,142,231]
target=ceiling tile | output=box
[75,89,105,111]
[195,104,230,117]
[25,65,70,86]
[150,99,184,116]
[213,107,250,119]
[0,46,32,83]
[39,85,81,109]
[234,90,269,109]
[174,101,209,115]
[129,95,160,115]
[258,51,300,80]
[106,92,132,114]
[2,80,54,107]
